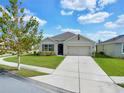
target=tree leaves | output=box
[0,0,42,54]
[6,6,11,13]
[9,0,18,4]
[0,7,3,12]
[0,0,43,70]
[20,8,25,13]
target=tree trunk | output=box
[17,54,21,70]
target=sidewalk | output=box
[111,76,124,83]
[0,57,54,74]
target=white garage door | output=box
[68,46,90,56]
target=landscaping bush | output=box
[95,52,111,58]
[37,51,43,56]
[33,51,37,56]
[33,51,56,56]
[99,51,105,55]
[43,51,56,56]
[0,50,6,55]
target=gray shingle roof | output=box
[102,34,124,44]
[51,32,76,42]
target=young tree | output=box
[0,0,43,70]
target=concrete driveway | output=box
[31,56,124,93]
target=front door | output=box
[58,44,63,55]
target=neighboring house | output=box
[97,35,124,58]
[40,32,95,56]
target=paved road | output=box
[0,73,52,93]
[0,57,54,74]
[31,56,124,93]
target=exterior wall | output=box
[41,35,96,56]
[97,44,104,53]
[63,36,95,56]
[97,43,124,58]
[40,38,58,55]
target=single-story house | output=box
[97,34,124,58]
[40,32,95,56]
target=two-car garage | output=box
[67,46,91,56]
[64,34,95,56]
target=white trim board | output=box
[122,43,124,54]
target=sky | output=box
[0,0,124,41]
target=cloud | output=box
[23,15,47,26]
[24,9,35,16]
[22,9,47,26]
[0,7,47,27]
[0,12,2,17]
[86,30,117,41]
[55,25,81,34]
[105,14,124,29]
[56,25,62,30]
[104,22,118,28]
[61,0,96,11]
[61,28,81,34]
[78,12,110,24]
[98,0,117,8]
[43,34,53,37]
[60,0,117,12]
[61,10,74,15]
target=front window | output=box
[122,44,124,54]
[42,44,54,51]
[49,44,54,51]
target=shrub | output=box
[0,50,6,55]
[99,51,105,55]
[37,51,43,56]
[95,52,111,58]
[34,51,56,56]
[33,51,37,56]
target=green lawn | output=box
[0,65,47,77]
[118,84,124,88]
[4,56,64,69]
[94,54,124,76]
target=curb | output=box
[29,78,76,93]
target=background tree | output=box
[0,0,43,70]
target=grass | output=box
[94,53,124,76]
[118,84,124,88]
[95,53,112,58]
[4,56,64,69]
[0,65,47,77]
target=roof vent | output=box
[98,40,101,43]
[78,34,80,40]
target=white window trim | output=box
[42,44,54,51]
[122,43,124,54]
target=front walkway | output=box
[30,56,124,93]
[0,57,54,74]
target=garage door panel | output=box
[68,46,90,56]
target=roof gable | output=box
[42,37,56,43]
[51,32,76,42]
[102,34,124,44]
[64,34,95,43]
[42,32,95,43]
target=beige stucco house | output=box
[40,32,95,56]
[97,35,124,58]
